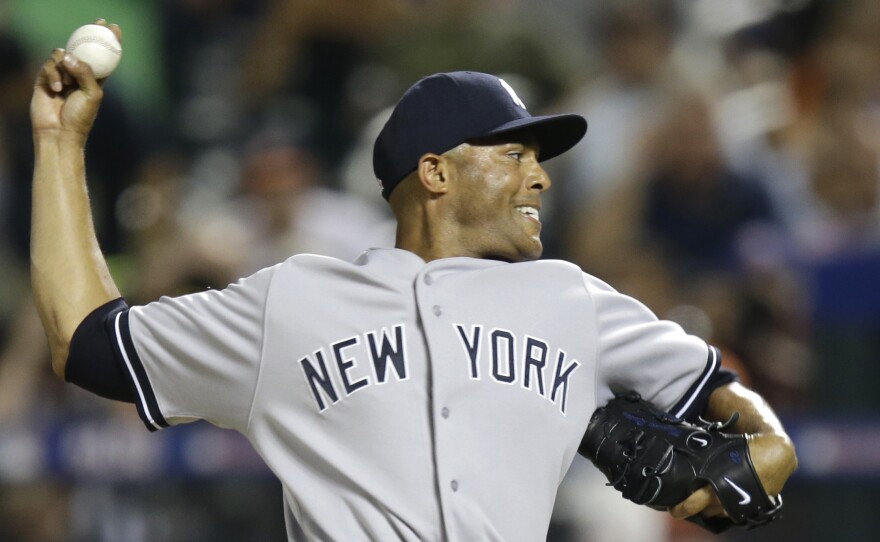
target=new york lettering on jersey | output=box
[454,325,580,414]
[298,322,580,414]
[299,324,409,411]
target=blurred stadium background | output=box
[1,0,879,540]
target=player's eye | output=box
[507,152,523,162]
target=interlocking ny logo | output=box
[498,78,527,110]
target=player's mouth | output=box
[515,205,540,224]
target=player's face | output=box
[444,132,551,262]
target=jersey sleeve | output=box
[116,265,278,432]
[585,274,720,417]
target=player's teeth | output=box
[516,206,539,220]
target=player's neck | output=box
[394,225,481,263]
[394,239,470,263]
[392,192,489,262]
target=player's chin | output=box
[513,236,543,262]
[512,219,543,260]
[485,237,542,263]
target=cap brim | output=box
[482,113,587,162]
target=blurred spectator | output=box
[160,0,267,107]
[801,124,880,258]
[203,125,396,270]
[566,92,779,291]
[716,0,880,260]
[0,30,33,265]
[556,0,684,207]
[159,0,267,151]
[0,482,70,542]
[0,300,50,424]
[241,0,408,107]
[340,106,395,209]
[130,125,395,301]
[241,0,410,171]
[0,30,33,340]
[798,0,880,258]
[552,459,670,542]
[376,0,581,108]
[639,93,777,276]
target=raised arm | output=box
[670,381,798,520]
[30,23,123,377]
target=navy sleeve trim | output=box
[113,309,169,432]
[670,345,722,419]
[66,298,135,403]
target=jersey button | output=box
[450,480,459,492]
[432,305,442,316]
[441,407,449,418]
[424,274,433,285]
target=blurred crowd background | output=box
[1,0,879,541]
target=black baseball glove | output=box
[578,392,783,533]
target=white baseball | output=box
[65,24,122,79]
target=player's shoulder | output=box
[271,253,359,281]
[495,258,598,291]
[279,252,351,269]
[278,248,413,269]
[275,249,423,280]
[520,258,591,280]
[528,259,620,294]
[526,258,583,272]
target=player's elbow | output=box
[49,337,71,379]
[31,291,74,379]
[33,311,73,379]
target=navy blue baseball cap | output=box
[372,71,588,200]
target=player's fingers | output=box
[61,69,74,89]
[38,49,67,93]
[701,500,726,518]
[109,23,123,44]
[92,18,123,44]
[61,53,101,96]
[669,486,713,519]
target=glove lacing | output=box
[607,427,646,489]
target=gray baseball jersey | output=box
[111,248,718,541]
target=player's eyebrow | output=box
[469,132,541,156]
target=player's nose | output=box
[526,163,552,193]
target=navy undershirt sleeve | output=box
[65,298,135,403]
[679,366,739,422]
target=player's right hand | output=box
[31,21,122,144]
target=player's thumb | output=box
[669,486,713,519]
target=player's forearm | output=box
[31,134,120,376]
[706,382,788,437]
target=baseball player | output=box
[31,22,796,541]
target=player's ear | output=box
[417,153,450,197]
